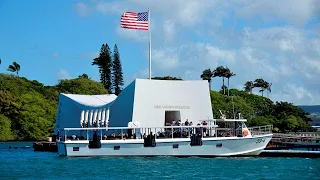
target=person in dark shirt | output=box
[185,119,189,126]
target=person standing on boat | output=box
[196,123,201,136]
[188,121,193,134]
[172,119,176,126]
[202,121,208,136]
[185,119,189,126]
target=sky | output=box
[0,0,319,105]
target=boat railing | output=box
[215,128,241,137]
[56,124,273,142]
[248,125,273,136]
[57,125,219,142]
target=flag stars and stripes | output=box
[120,11,149,30]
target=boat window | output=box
[216,143,222,148]
[114,146,120,150]
[173,144,179,148]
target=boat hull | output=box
[57,134,272,157]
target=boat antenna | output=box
[219,110,226,120]
[232,95,235,119]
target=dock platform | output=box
[260,150,320,158]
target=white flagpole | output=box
[148,8,152,80]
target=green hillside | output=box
[0,73,107,141]
[0,73,315,141]
[211,89,313,131]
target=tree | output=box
[224,67,236,96]
[214,66,228,95]
[7,61,20,76]
[0,73,114,141]
[254,78,269,97]
[56,78,108,95]
[78,73,90,79]
[266,82,272,97]
[0,114,14,141]
[112,44,124,95]
[244,81,254,94]
[92,44,113,93]
[261,81,271,97]
[152,76,183,80]
[200,68,215,90]
[220,85,227,93]
[284,115,299,132]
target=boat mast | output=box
[232,95,235,119]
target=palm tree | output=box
[244,81,254,94]
[7,61,20,76]
[200,68,215,90]
[254,78,269,97]
[224,67,236,96]
[214,66,228,95]
[266,82,272,97]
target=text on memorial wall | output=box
[154,105,191,109]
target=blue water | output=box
[0,142,319,180]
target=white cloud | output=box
[114,0,223,26]
[272,83,318,105]
[115,27,148,42]
[163,20,175,41]
[310,60,320,71]
[73,1,320,105]
[56,69,71,80]
[152,48,179,70]
[173,26,320,105]
[183,70,198,80]
[76,0,227,27]
[74,0,319,27]
[127,68,150,85]
[95,1,125,14]
[242,26,305,54]
[236,0,319,26]
[239,26,320,81]
[196,43,236,65]
[74,2,91,17]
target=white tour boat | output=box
[54,79,273,157]
[56,116,273,157]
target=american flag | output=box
[120,11,149,30]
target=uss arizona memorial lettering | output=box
[154,105,191,109]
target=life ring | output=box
[242,129,249,136]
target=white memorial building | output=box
[54,79,213,134]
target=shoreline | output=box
[0,140,45,143]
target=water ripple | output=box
[0,142,319,180]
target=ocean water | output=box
[0,142,319,180]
